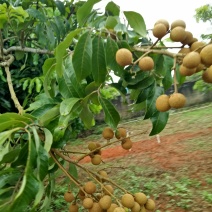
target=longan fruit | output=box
[131,201,141,212]
[181,31,193,45]
[99,195,112,209]
[182,51,201,68]
[88,142,97,151]
[89,202,103,212]
[97,170,108,182]
[84,181,96,194]
[121,137,133,150]
[103,184,114,195]
[134,192,148,205]
[178,47,190,54]
[153,23,167,39]
[154,19,169,31]
[91,154,102,165]
[107,203,118,212]
[170,26,186,42]
[140,206,147,212]
[202,65,212,83]
[116,48,133,66]
[102,127,114,140]
[190,41,205,53]
[69,203,79,212]
[155,94,171,112]
[83,197,94,209]
[179,65,196,76]
[144,198,156,210]
[114,207,126,212]
[200,44,212,66]
[138,56,154,71]
[169,93,186,109]
[196,63,205,73]
[171,19,186,29]
[64,191,75,202]
[115,127,127,139]
[121,193,135,208]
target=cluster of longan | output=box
[64,169,155,212]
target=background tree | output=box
[0,0,212,211]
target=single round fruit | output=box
[89,202,103,212]
[88,142,97,151]
[153,23,167,39]
[84,181,96,194]
[69,203,79,212]
[138,56,154,71]
[190,41,205,53]
[154,19,169,31]
[189,37,198,46]
[115,127,127,139]
[178,48,190,54]
[140,206,147,212]
[170,26,186,42]
[155,94,170,112]
[64,191,75,202]
[116,48,133,67]
[121,193,135,208]
[179,65,196,76]
[181,31,193,45]
[169,93,186,109]
[114,207,126,212]
[102,127,114,140]
[200,44,212,66]
[91,154,102,165]
[171,19,186,29]
[144,199,156,210]
[99,195,112,210]
[121,138,133,150]
[103,184,114,195]
[196,63,205,73]
[131,201,141,212]
[182,51,201,68]
[134,192,147,205]
[83,198,94,209]
[97,170,108,182]
[107,203,118,212]
[202,65,212,83]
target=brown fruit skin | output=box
[115,127,127,139]
[103,184,114,195]
[140,206,147,212]
[131,201,141,212]
[121,138,133,150]
[155,94,171,112]
[99,195,112,210]
[116,48,133,67]
[202,65,212,83]
[169,93,186,109]
[190,41,205,53]
[102,127,114,140]
[179,65,196,76]
[153,23,167,39]
[107,203,118,212]
[196,63,205,73]
[83,197,94,209]
[170,26,186,42]
[200,44,212,66]
[144,199,156,210]
[178,48,190,54]
[181,31,193,45]
[114,207,126,212]
[84,181,96,194]
[121,193,135,208]
[91,154,102,165]
[138,56,154,71]
[182,51,201,68]
[88,142,97,151]
[69,203,79,212]
[134,192,147,205]
[64,191,75,202]
[89,202,103,212]
[154,19,169,31]
[171,19,186,29]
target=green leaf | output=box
[105,37,123,75]
[79,104,95,129]
[0,128,22,145]
[0,113,34,124]
[105,16,118,29]
[128,75,155,90]
[77,0,101,26]
[68,163,78,189]
[153,54,166,76]
[0,120,27,132]
[0,148,20,164]
[162,56,174,90]
[55,29,81,77]
[124,11,147,37]
[92,36,107,85]
[60,98,81,116]
[15,51,25,60]
[99,96,120,129]
[72,31,92,81]
[123,71,149,85]
[43,128,53,153]
[105,1,120,16]
[149,111,169,136]
[55,0,65,15]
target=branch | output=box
[3,46,54,55]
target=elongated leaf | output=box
[153,54,166,76]
[43,128,53,152]
[77,0,101,26]
[68,163,78,189]
[72,31,92,81]
[0,128,22,145]
[0,113,34,123]
[123,71,149,85]
[105,1,120,16]
[79,104,95,129]
[105,37,123,75]
[149,111,169,136]
[55,29,81,77]
[99,96,120,129]
[0,142,9,162]
[128,75,155,90]
[92,36,107,85]
[105,16,118,29]
[124,11,147,37]
[0,120,27,132]
[0,148,20,164]
[60,98,81,116]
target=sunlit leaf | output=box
[60,98,81,116]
